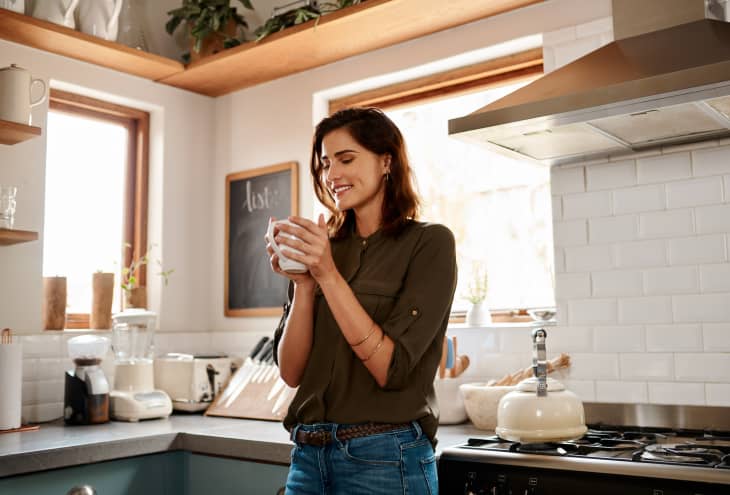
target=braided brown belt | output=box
[293,422,411,447]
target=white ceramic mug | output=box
[77,0,124,41]
[0,64,46,125]
[30,0,79,28]
[266,219,308,274]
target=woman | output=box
[266,107,457,494]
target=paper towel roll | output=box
[0,343,22,430]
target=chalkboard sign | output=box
[225,162,298,316]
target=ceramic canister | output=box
[0,64,46,125]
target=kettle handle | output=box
[531,327,548,397]
[30,78,46,108]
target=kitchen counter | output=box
[0,414,485,478]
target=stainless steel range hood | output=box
[449,0,730,166]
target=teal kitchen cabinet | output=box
[0,452,288,494]
[186,453,288,494]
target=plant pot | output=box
[43,276,66,330]
[123,286,147,310]
[90,272,114,329]
[465,301,491,326]
[189,18,238,63]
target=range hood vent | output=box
[449,0,730,165]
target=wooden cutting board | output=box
[205,361,296,421]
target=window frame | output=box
[329,49,544,323]
[47,89,150,329]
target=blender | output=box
[64,335,111,425]
[110,309,172,421]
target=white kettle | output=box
[30,0,80,28]
[77,0,124,41]
[0,64,46,126]
[495,328,587,443]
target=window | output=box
[43,90,149,329]
[329,49,554,316]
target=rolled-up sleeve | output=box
[382,224,457,390]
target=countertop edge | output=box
[0,417,483,478]
[0,433,183,478]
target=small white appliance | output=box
[154,353,232,412]
[110,309,172,422]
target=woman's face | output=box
[321,128,390,214]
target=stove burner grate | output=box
[635,444,726,466]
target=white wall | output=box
[208,0,612,333]
[0,39,215,335]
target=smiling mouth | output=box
[332,185,352,198]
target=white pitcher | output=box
[0,0,24,14]
[77,0,124,42]
[0,64,46,125]
[30,0,79,28]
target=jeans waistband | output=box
[290,421,421,447]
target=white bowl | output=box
[460,383,516,430]
[434,379,468,424]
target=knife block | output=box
[205,363,295,421]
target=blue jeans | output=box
[286,421,438,495]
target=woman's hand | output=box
[275,214,338,285]
[265,217,314,287]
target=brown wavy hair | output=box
[310,107,420,239]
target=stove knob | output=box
[523,476,538,495]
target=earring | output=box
[385,172,391,182]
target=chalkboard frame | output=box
[225,161,299,317]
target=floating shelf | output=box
[160,0,543,96]
[0,228,39,246]
[0,9,183,82]
[0,119,42,145]
[0,1,541,97]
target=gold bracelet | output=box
[351,322,376,347]
[361,331,385,362]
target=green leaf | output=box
[165,16,183,35]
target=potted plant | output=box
[254,0,364,42]
[463,262,491,326]
[165,0,254,63]
[120,244,174,309]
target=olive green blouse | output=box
[273,221,457,446]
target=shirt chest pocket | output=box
[351,280,398,324]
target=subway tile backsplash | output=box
[543,13,729,404]
[17,330,268,423]
[551,142,730,406]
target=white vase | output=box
[77,0,124,41]
[30,0,79,28]
[465,301,491,326]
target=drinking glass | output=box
[0,185,18,228]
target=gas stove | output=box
[438,404,730,495]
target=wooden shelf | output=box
[0,228,38,246]
[0,0,540,96]
[0,119,42,145]
[161,0,542,96]
[0,9,183,82]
